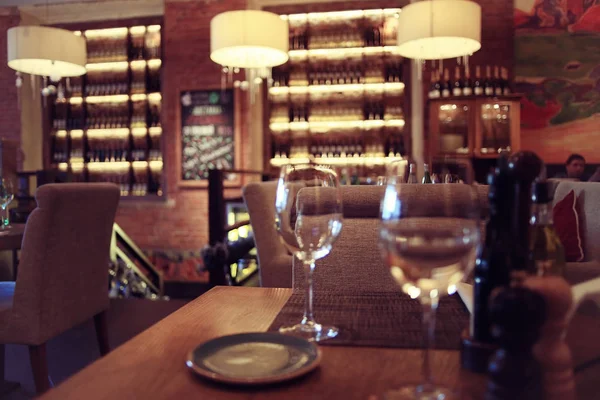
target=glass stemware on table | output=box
[0,178,14,230]
[379,161,481,400]
[274,164,343,342]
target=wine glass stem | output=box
[302,261,316,326]
[420,295,439,389]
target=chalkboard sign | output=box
[180,90,235,180]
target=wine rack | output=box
[267,8,409,179]
[48,23,164,198]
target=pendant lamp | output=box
[7,26,87,79]
[210,10,288,100]
[397,0,481,60]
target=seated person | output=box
[554,154,600,182]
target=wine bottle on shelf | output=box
[422,163,433,184]
[453,66,463,96]
[407,163,418,184]
[463,66,473,96]
[484,65,494,96]
[442,68,451,98]
[473,66,483,96]
[502,67,511,95]
[529,180,565,277]
[494,66,503,96]
[373,26,381,46]
[429,71,440,99]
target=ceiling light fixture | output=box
[7,25,87,102]
[210,10,289,101]
[397,0,481,60]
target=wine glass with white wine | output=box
[275,164,343,342]
[379,161,481,399]
[0,178,14,230]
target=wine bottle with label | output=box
[407,163,418,184]
[422,163,433,184]
[429,71,439,99]
[453,66,463,96]
[484,66,494,96]
[442,68,451,98]
[474,65,484,96]
[529,181,566,277]
[463,66,473,96]
[494,66,503,96]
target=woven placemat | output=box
[268,290,469,350]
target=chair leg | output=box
[94,311,110,356]
[28,343,50,395]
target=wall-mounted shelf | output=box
[47,22,164,198]
[266,7,410,179]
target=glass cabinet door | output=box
[437,103,470,154]
[480,103,511,153]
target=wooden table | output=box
[0,224,25,396]
[0,224,25,252]
[39,287,600,400]
[0,224,25,280]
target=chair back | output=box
[12,183,120,344]
[243,181,294,287]
[293,184,489,294]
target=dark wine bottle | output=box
[442,68,451,98]
[502,67,511,95]
[474,65,483,96]
[484,65,494,96]
[429,70,440,99]
[422,163,433,184]
[463,66,473,96]
[494,65,503,96]
[452,66,463,96]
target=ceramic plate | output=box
[186,332,321,385]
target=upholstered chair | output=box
[0,183,120,394]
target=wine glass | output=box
[0,178,14,230]
[275,164,343,342]
[379,162,481,399]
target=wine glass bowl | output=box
[275,164,343,341]
[379,164,481,399]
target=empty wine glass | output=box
[379,162,481,399]
[275,164,343,342]
[0,178,14,229]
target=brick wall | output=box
[115,0,249,251]
[115,0,515,251]
[0,11,22,147]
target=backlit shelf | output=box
[283,8,401,23]
[83,25,160,39]
[269,82,404,96]
[270,155,407,167]
[87,128,130,138]
[289,46,401,60]
[85,59,162,71]
[68,92,162,104]
[270,119,405,132]
[54,127,162,138]
[58,160,163,172]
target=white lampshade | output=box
[7,26,87,78]
[397,0,481,60]
[210,10,289,69]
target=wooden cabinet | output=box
[428,95,521,160]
